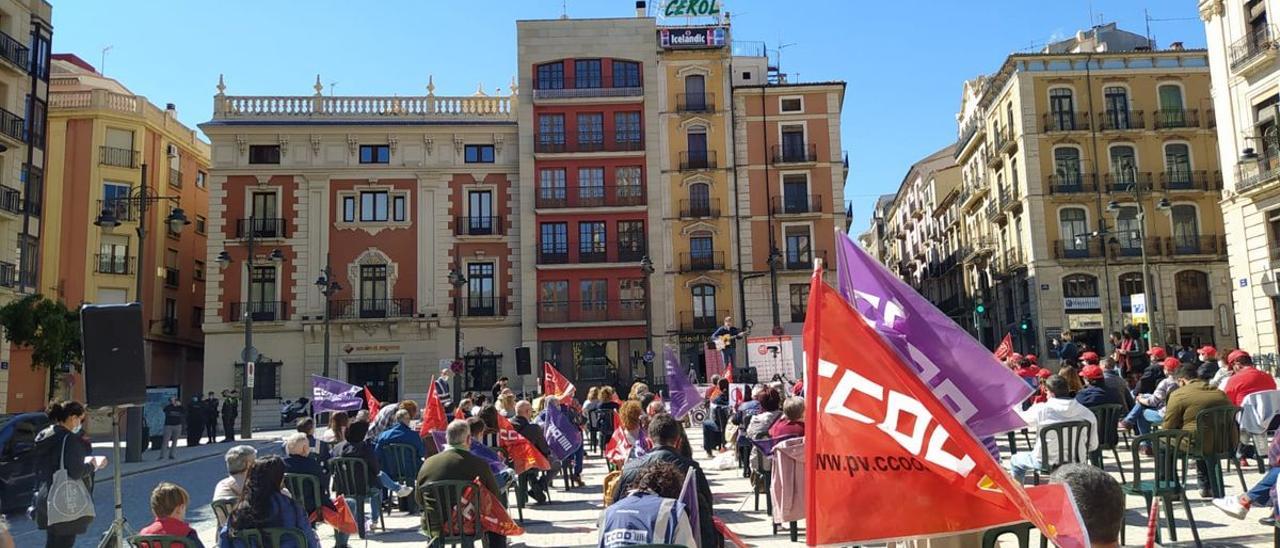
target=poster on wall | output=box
[746,336,798,381]
[145,385,180,439]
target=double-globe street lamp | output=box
[314,259,342,379]
[1105,174,1170,349]
[448,267,467,397]
[94,162,190,463]
[215,217,283,440]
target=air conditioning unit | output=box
[166,144,178,158]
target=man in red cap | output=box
[1120,357,1184,444]
[1223,350,1277,407]
[1075,364,1121,407]
[1197,345,1221,381]
[1135,347,1170,396]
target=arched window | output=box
[1053,147,1083,190]
[1104,86,1131,129]
[1164,143,1192,188]
[1059,208,1089,257]
[1171,205,1201,253]
[1063,274,1099,298]
[1175,270,1211,310]
[1109,145,1137,185]
[691,284,717,328]
[1049,88,1075,130]
[688,182,711,217]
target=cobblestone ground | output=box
[6,425,1273,546]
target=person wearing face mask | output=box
[33,400,99,548]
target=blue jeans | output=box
[1010,452,1040,484]
[1247,467,1279,507]
[572,446,585,476]
[1134,408,1164,435]
[377,470,399,492]
[365,488,383,530]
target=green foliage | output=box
[0,294,82,371]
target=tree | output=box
[0,294,82,401]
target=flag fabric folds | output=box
[419,376,448,437]
[804,266,1087,547]
[665,345,702,419]
[496,414,552,474]
[994,333,1014,361]
[679,467,702,545]
[311,375,363,413]
[363,387,380,419]
[834,232,1030,438]
[442,477,524,537]
[542,362,576,399]
[536,401,583,462]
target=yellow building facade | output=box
[658,28,737,374]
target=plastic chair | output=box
[211,498,237,528]
[383,442,421,511]
[1031,420,1093,484]
[1088,403,1127,483]
[229,527,309,548]
[129,535,199,548]
[1192,405,1246,498]
[329,456,385,536]
[1120,430,1200,546]
[282,473,325,519]
[1006,428,1034,454]
[421,479,488,547]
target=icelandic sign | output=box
[659,27,727,49]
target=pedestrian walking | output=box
[204,391,220,444]
[162,397,184,460]
[34,401,99,548]
[221,389,239,442]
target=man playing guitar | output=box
[712,316,748,369]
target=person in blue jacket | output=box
[374,409,425,511]
[218,456,320,548]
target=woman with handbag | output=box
[33,400,96,548]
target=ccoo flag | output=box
[311,375,364,413]
[804,265,1087,547]
[664,345,702,419]
[542,362,576,399]
[834,231,1030,438]
[536,401,583,462]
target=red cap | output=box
[1026,354,1038,364]
[1036,369,1053,379]
[1080,364,1104,380]
[1008,353,1023,362]
[1163,357,1181,371]
[1080,351,1100,364]
[1227,349,1251,365]
[1147,347,1167,359]
[1198,345,1218,358]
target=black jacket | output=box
[283,454,334,513]
[1136,367,1165,396]
[611,446,720,548]
[163,404,185,426]
[511,415,553,459]
[33,425,93,535]
[334,439,381,486]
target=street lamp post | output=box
[215,217,283,441]
[767,247,783,336]
[1108,167,1170,349]
[448,267,467,396]
[640,255,654,384]
[314,256,342,379]
[94,162,191,463]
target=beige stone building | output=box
[1200,0,1280,360]
[871,24,1236,356]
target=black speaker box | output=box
[515,347,532,375]
[735,366,759,385]
[81,303,146,407]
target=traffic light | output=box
[975,299,986,315]
[1019,314,1032,332]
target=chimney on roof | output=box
[165,103,177,118]
[1170,41,1184,50]
[636,1,645,17]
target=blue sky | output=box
[51,0,1207,233]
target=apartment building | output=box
[877,24,1235,356]
[856,193,895,264]
[882,146,964,325]
[1201,0,1280,357]
[38,55,209,403]
[517,17,664,390]
[0,0,51,412]
[656,24,738,375]
[731,76,847,351]
[200,78,520,427]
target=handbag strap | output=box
[58,431,68,472]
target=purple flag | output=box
[678,465,701,543]
[664,346,701,419]
[311,375,364,413]
[430,430,507,476]
[536,402,583,462]
[834,232,1030,437]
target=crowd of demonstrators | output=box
[1075,363,1121,407]
[138,482,205,547]
[282,432,356,547]
[511,400,554,503]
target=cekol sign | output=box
[659,27,727,49]
[663,0,721,17]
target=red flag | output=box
[420,376,447,437]
[603,425,632,466]
[724,367,734,384]
[542,362,576,399]
[363,387,380,419]
[804,268,1087,547]
[496,413,551,474]
[994,333,1014,360]
[444,477,525,537]
[610,392,623,406]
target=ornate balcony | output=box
[771,144,818,164]
[328,298,415,320]
[1097,110,1145,131]
[454,216,504,236]
[1042,112,1091,132]
[460,296,508,318]
[679,198,720,219]
[770,194,824,215]
[228,301,288,322]
[1229,25,1278,72]
[678,150,717,171]
[1048,173,1097,194]
[676,93,715,113]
